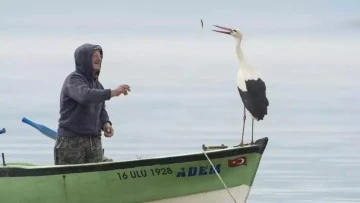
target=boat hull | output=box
[146,185,250,203]
[0,137,268,203]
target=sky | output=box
[1,0,360,38]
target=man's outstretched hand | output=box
[111,84,131,97]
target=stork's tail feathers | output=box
[247,98,268,121]
[252,101,268,121]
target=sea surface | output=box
[1,1,360,202]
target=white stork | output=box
[212,25,269,146]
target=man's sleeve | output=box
[100,103,111,129]
[65,74,111,104]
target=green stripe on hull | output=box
[0,137,268,203]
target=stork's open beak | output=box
[212,25,232,35]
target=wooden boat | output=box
[0,118,268,203]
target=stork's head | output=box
[212,25,243,41]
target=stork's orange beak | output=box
[212,25,232,35]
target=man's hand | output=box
[111,84,131,97]
[103,122,114,137]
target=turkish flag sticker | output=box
[228,156,247,167]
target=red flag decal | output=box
[228,156,247,167]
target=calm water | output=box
[1,1,360,202]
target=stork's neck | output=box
[235,39,245,63]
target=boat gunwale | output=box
[0,137,268,177]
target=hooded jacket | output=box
[57,43,112,137]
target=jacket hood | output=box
[74,43,103,81]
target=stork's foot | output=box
[234,141,244,147]
[250,137,254,145]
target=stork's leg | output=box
[240,105,246,146]
[251,118,254,144]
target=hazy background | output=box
[1,0,359,202]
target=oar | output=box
[21,117,113,162]
[21,117,56,140]
[0,128,6,134]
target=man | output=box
[54,43,130,165]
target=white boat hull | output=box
[147,185,250,203]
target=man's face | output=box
[92,50,102,72]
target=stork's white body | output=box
[234,40,259,89]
